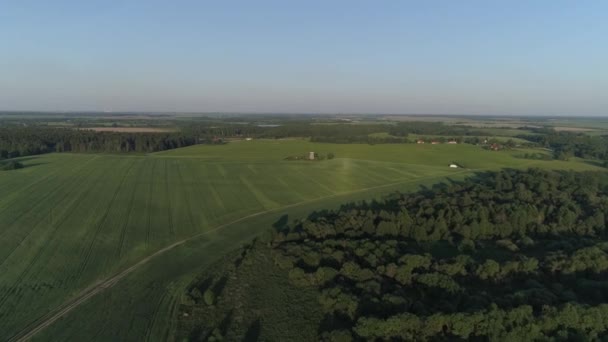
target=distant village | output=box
[415,137,516,151]
[416,139,458,145]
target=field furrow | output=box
[116,160,146,259]
[74,158,136,282]
[164,159,176,237]
[175,160,197,236]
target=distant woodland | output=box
[2,121,607,166]
[185,121,492,142]
[0,127,197,158]
[517,130,608,161]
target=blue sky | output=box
[0,1,606,115]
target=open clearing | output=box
[0,139,602,341]
[552,126,600,132]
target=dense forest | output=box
[180,169,608,341]
[517,131,608,161]
[0,121,510,159]
[386,122,491,137]
[4,120,608,167]
[183,121,492,142]
[0,127,198,158]
[184,121,608,163]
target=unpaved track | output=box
[9,171,467,342]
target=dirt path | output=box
[9,170,469,342]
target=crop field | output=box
[0,139,602,341]
[545,118,608,130]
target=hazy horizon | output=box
[2,110,608,118]
[1,1,607,116]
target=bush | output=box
[288,267,311,287]
[187,288,202,305]
[203,289,216,306]
[323,329,352,342]
[314,267,339,285]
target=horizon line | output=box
[1,110,607,118]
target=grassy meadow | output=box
[0,139,603,340]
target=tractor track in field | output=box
[8,170,469,342]
[0,163,95,269]
[0,156,98,241]
[0,156,97,214]
[144,292,168,342]
[164,160,175,236]
[0,161,103,310]
[292,168,336,195]
[146,160,158,247]
[75,161,136,281]
[116,162,144,259]
[0,159,102,287]
[176,162,197,234]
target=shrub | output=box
[203,289,216,306]
[289,267,311,287]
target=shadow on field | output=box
[243,319,261,342]
[218,310,234,336]
[272,214,289,231]
[1,161,47,171]
[212,276,229,297]
[4,156,49,169]
[188,277,213,295]
[21,162,48,169]
[267,172,498,236]
[584,160,607,169]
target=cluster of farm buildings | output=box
[416,139,458,145]
[417,138,505,151]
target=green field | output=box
[0,139,602,340]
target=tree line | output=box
[183,121,503,143]
[0,127,198,158]
[517,131,608,161]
